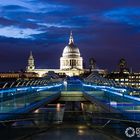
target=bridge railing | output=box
[0,78,63,103]
[84,72,128,89]
[0,78,63,89]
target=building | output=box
[26,32,84,77]
[26,51,35,71]
[26,32,106,77]
[107,72,140,89]
[106,59,140,88]
[0,72,39,80]
[60,32,83,70]
[118,58,129,73]
[89,58,96,72]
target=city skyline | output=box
[0,0,140,71]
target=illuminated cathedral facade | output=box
[26,32,84,77]
[60,32,83,70]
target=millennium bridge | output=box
[0,73,140,140]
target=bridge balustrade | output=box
[85,72,126,88]
[0,78,63,89]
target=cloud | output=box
[38,23,81,28]
[104,7,140,26]
[0,26,45,39]
[0,1,72,30]
[0,0,70,14]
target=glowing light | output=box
[16,87,29,91]
[34,109,39,113]
[110,101,117,108]
[57,103,61,112]
[81,103,84,110]
[102,89,123,96]
[124,95,140,102]
[83,83,140,102]
[78,129,84,135]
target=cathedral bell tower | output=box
[26,51,35,71]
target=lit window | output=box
[120,79,124,81]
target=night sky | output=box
[0,0,140,72]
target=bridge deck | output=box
[59,91,86,101]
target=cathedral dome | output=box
[62,32,80,57]
[60,31,83,70]
[62,44,80,57]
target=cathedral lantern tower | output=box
[60,32,83,70]
[26,51,35,71]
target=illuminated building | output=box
[108,72,140,89]
[0,72,39,79]
[107,59,140,88]
[60,32,83,70]
[26,32,106,77]
[26,32,84,77]
[26,51,35,71]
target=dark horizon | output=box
[0,0,140,72]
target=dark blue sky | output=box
[0,0,140,72]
